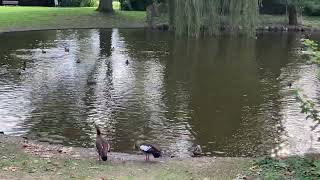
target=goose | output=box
[125,60,129,65]
[95,124,110,161]
[41,49,46,54]
[64,47,70,52]
[135,141,161,161]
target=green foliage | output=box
[80,0,98,7]
[59,0,98,7]
[174,0,259,37]
[303,0,320,16]
[119,0,154,11]
[247,157,320,179]
[294,90,320,130]
[302,39,320,68]
[113,1,121,10]
[291,39,320,133]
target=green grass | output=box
[0,142,191,179]
[0,6,146,32]
[0,136,251,179]
[260,14,320,28]
[245,156,320,179]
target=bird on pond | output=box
[135,141,162,161]
[125,60,129,65]
[22,61,27,71]
[41,49,46,54]
[111,47,115,51]
[76,59,81,64]
[288,82,292,88]
[95,124,110,161]
[64,47,70,52]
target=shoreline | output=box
[1,24,320,35]
[0,134,251,179]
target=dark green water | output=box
[0,29,320,157]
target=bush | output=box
[304,4,320,16]
[59,0,97,7]
[119,0,153,11]
[80,0,98,7]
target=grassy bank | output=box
[0,135,250,179]
[260,14,320,28]
[244,156,320,179]
[0,7,146,33]
[1,6,320,33]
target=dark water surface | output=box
[1,29,320,157]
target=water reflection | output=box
[1,29,320,157]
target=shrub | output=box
[59,0,98,7]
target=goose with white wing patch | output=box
[135,141,162,161]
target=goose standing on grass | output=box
[95,124,110,161]
[135,141,162,161]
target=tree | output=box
[98,0,113,13]
[288,3,298,25]
[168,0,175,28]
[170,0,259,37]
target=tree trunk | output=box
[168,0,175,29]
[288,4,298,25]
[147,3,157,28]
[98,0,113,13]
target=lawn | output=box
[260,14,320,28]
[0,6,146,33]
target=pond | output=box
[0,29,320,157]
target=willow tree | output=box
[171,0,259,37]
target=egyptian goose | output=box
[95,124,110,161]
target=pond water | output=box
[0,29,320,157]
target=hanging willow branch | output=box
[173,0,259,37]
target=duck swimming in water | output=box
[95,124,110,161]
[135,141,161,161]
